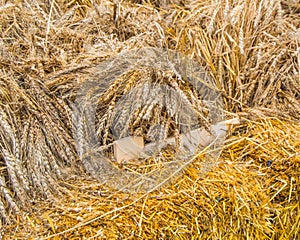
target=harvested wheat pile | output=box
[0,0,299,239]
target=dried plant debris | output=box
[2,118,299,239]
[0,0,299,239]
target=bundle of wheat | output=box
[160,0,300,117]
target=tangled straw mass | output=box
[0,0,299,239]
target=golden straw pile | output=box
[0,0,299,239]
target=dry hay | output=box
[0,0,299,239]
[3,118,300,239]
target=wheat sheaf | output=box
[73,48,225,193]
